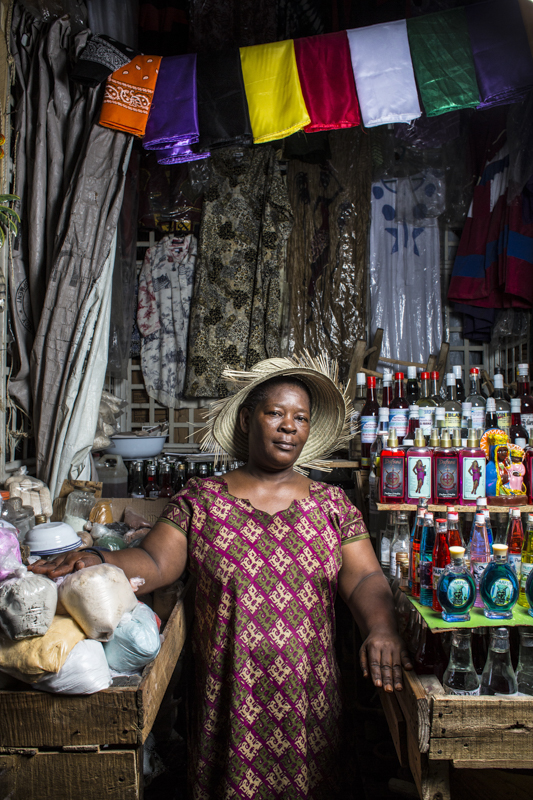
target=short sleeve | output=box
[335,488,369,545]
[158,488,194,537]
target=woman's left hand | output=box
[360,627,412,692]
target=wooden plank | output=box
[138,599,186,742]
[430,695,533,740]
[430,732,533,762]
[405,725,450,800]
[378,356,427,369]
[395,669,430,753]
[346,340,368,400]
[0,749,141,800]
[366,328,383,372]
[453,760,533,770]
[449,768,533,800]
[379,688,407,767]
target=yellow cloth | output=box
[239,40,310,144]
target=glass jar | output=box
[63,490,97,532]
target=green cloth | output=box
[407,8,480,117]
[408,595,533,632]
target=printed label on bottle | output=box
[472,561,489,586]
[489,578,514,606]
[462,456,486,501]
[495,411,510,432]
[419,409,434,436]
[444,410,461,429]
[508,553,521,578]
[444,685,480,696]
[413,552,420,582]
[520,562,533,590]
[381,456,405,499]
[350,411,361,435]
[432,566,444,591]
[471,407,486,430]
[407,455,432,501]
[380,534,390,566]
[447,577,472,607]
[521,413,533,437]
[419,560,433,596]
[389,409,408,438]
[361,415,378,444]
[435,456,458,499]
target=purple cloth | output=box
[465,0,533,109]
[155,143,210,164]
[143,54,200,155]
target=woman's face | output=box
[240,383,311,471]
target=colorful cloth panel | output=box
[99,55,162,137]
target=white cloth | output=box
[369,176,443,367]
[137,235,197,407]
[347,20,422,128]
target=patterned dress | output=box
[159,477,369,799]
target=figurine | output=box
[480,429,527,498]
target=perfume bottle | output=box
[516,628,533,696]
[459,431,487,505]
[469,512,492,608]
[442,630,480,695]
[519,513,533,608]
[419,512,436,607]
[379,430,405,503]
[480,628,518,696]
[436,546,476,622]
[433,430,459,503]
[406,429,433,503]
[479,543,519,619]
[432,519,451,613]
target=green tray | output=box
[407,594,533,632]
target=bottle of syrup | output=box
[389,372,409,443]
[406,366,420,405]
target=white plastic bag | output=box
[35,640,112,694]
[0,528,22,581]
[0,566,57,639]
[58,564,137,641]
[104,602,161,672]
[5,467,53,518]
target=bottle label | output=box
[444,410,461,429]
[389,409,408,438]
[432,566,444,591]
[471,407,486,430]
[520,562,533,590]
[472,561,489,586]
[407,455,432,501]
[381,456,405,499]
[435,456,458,499]
[361,415,378,444]
[496,411,510,432]
[380,534,390,566]
[419,409,434,436]
[489,578,514,606]
[462,456,486,501]
[447,577,472,607]
[521,413,533,437]
[444,685,480,696]
[350,411,361,436]
[508,553,521,578]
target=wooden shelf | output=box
[377,503,533,513]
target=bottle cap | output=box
[425,512,434,522]
[398,513,409,522]
[448,512,459,521]
[446,372,456,386]
[486,397,496,411]
[528,513,533,525]
[447,505,455,513]
[435,407,445,420]
[356,372,366,386]
[421,371,430,379]
[466,431,480,448]
[476,497,487,507]
[449,546,465,559]
[493,374,504,389]
[518,363,529,377]
[470,367,480,375]
[407,366,417,379]
[462,401,472,411]
[414,429,426,447]
[512,507,521,518]
[383,369,392,385]
[440,430,452,447]
[453,365,463,379]
[367,376,376,387]
[516,438,527,447]
[395,372,404,380]
[378,407,390,419]
[431,371,439,379]
[409,404,419,416]
[493,543,508,556]
[387,429,399,448]
[452,430,462,447]
[511,398,521,412]
[417,508,427,519]
[402,439,414,447]
[475,513,486,524]
[429,429,440,447]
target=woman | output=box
[32,354,411,799]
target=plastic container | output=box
[104,435,167,460]
[25,521,82,555]
[96,455,129,498]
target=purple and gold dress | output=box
[160,477,368,799]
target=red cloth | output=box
[294,31,361,132]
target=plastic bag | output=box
[5,467,53,518]
[0,615,85,681]
[89,500,113,525]
[35,640,112,695]
[0,566,57,639]
[58,564,138,641]
[104,603,161,672]
[0,528,22,580]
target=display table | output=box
[407,595,533,632]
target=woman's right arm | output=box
[29,521,188,594]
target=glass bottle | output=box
[447,509,463,547]
[470,512,492,608]
[413,622,446,682]
[516,363,533,440]
[510,398,529,444]
[484,397,503,433]
[443,373,462,430]
[480,627,518,696]
[174,462,187,492]
[381,369,393,409]
[129,461,145,499]
[369,415,389,511]
[494,366,511,401]
[409,501,427,595]
[406,366,419,405]
[433,430,459,504]
[479,543,519,619]
[516,629,533,695]
[389,372,409,443]
[390,512,410,582]
[460,401,472,441]
[145,463,161,498]
[519,513,533,608]
[406,404,420,441]
[432,519,451,612]
[459,431,487,506]
[198,463,209,479]
[471,627,489,675]
[159,461,174,498]
[437,546,476,622]
[465,367,486,434]
[380,511,395,576]
[435,407,446,432]
[492,374,511,436]
[349,372,367,460]
[507,507,524,577]
[360,376,380,471]
[379,429,405,503]
[430,371,442,405]
[453,365,466,403]
[471,497,493,552]
[419,512,436,607]
[443,630,480,695]
[417,371,437,441]
[406,429,433,504]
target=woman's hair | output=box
[238,376,312,418]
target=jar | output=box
[63,490,97,532]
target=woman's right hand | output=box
[29,550,102,579]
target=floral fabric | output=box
[159,477,368,799]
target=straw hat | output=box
[200,351,355,471]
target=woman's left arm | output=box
[338,537,412,692]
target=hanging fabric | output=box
[137,235,197,406]
[293,31,361,132]
[346,20,421,128]
[99,54,162,137]
[86,0,139,49]
[196,51,253,152]
[189,0,277,54]
[406,8,479,116]
[239,40,310,143]
[71,33,139,87]
[465,0,533,108]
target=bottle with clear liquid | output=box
[360,376,380,471]
[380,511,395,576]
[492,374,511,435]
[443,373,462,430]
[419,512,436,607]
[453,365,466,403]
[435,407,446,432]
[443,630,480,695]
[465,367,486,433]
[409,501,427,594]
[389,372,409,442]
[406,366,419,405]
[432,519,451,612]
[507,507,524,577]
[390,512,410,582]
[417,371,437,441]
[480,627,518,696]
[430,371,442,405]
[516,629,533,695]
[349,372,367,461]
[460,401,472,441]
[479,543,519,619]
[516,363,533,440]
[519,513,533,607]
[437,546,476,622]
[470,512,492,608]
[475,497,493,551]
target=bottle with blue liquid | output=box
[437,546,476,623]
[479,543,519,620]
[419,512,436,607]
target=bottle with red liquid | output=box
[459,431,486,505]
[360,376,380,471]
[507,507,524,577]
[510,398,529,444]
[432,518,451,612]
[433,430,459,504]
[145,463,161,498]
[389,372,409,443]
[379,429,406,503]
[406,405,420,441]
[406,429,433,504]
[158,461,174,498]
[414,622,447,682]
[381,369,393,409]
[447,509,463,548]
[527,439,533,502]
[516,364,533,441]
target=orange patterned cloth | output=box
[99,55,162,137]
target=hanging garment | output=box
[71,34,138,87]
[239,40,310,144]
[465,0,533,109]
[196,51,253,152]
[137,235,197,407]
[448,143,533,309]
[293,32,360,132]
[99,55,162,137]
[369,176,443,367]
[189,0,277,53]
[86,0,139,49]
[406,8,479,116]
[346,20,421,128]
[184,147,293,398]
